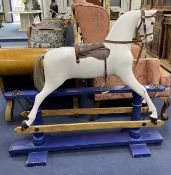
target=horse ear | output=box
[146,10,157,16]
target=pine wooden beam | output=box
[21,107,149,117]
[14,120,164,134]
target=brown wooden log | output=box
[0,48,50,75]
[21,107,149,117]
[14,120,164,134]
[42,107,149,116]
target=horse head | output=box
[137,10,157,43]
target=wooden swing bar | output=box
[14,120,164,134]
[21,107,149,117]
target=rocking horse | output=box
[21,9,158,130]
[7,9,166,166]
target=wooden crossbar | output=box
[21,107,149,117]
[14,120,164,134]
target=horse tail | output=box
[33,55,45,91]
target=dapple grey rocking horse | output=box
[22,9,157,130]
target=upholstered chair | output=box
[92,44,170,120]
[73,1,170,120]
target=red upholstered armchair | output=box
[93,44,170,120]
[73,0,109,43]
[73,0,170,120]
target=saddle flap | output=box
[75,42,110,61]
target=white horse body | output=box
[23,10,157,128]
[44,44,130,79]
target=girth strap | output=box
[104,39,142,44]
[75,43,110,82]
[104,40,144,70]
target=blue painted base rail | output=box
[5,85,165,167]
[4,85,164,99]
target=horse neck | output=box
[106,10,141,42]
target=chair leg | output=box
[89,101,100,121]
[5,99,14,122]
[0,77,5,93]
[0,77,13,122]
[160,97,171,120]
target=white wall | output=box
[3,0,13,22]
[0,0,3,11]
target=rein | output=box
[104,39,142,44]
[104,39,144,71]
[137,10,154,39]
[104,10,155,69]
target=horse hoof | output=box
[149,116,158,125]
[147,111,152,115]
[21,120,29,131]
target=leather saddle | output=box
[75,43,110,80]
[75,43,110,62]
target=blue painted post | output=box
[130,91,142,139]
[79,79,95,118]
[28,97,45,146]
[33,109,45,146]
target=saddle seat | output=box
[75,42,110,63]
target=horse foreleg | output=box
[21,80,65,130]
[118,69,158,124]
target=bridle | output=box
[105,10,155,44]
[104,10,156,69]
[137,10,155,41]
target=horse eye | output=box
[151,22,154,25]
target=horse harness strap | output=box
[104,40,144,70]
[75,43,110,81]
[75,10,155,82]
[74,41,143,83]
[137,10,154,39]
[104,10,155,69]
[104,39,142,44]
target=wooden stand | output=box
[5,85,165,167]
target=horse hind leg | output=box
[117,69,158,124]
[21,79,65,130]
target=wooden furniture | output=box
[0,48,50,121]
[74,1,109,43]
[141,0,171,60]
[160,14,171,72]
[73,1,170,121]
[93,47,171,121]
[5,86,165,166]
[0,48,49,76]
